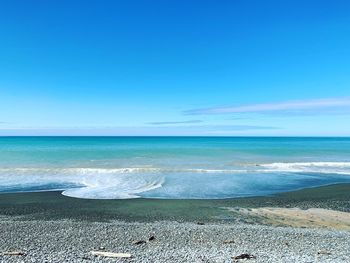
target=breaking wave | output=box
[258,162,350,175]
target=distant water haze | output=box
[0,137,350,199]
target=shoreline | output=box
[3,180,348,200]
[0,183,349,222]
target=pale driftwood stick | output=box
[90,251,131,258]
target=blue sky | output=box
[0,0,350,136]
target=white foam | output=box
[62,175,164,199]
[0,167,247,175]
[0,167,165,199]
[259,162,350,175]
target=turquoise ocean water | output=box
[0,137,349,199]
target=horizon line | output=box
[0,135,349,138]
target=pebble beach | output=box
[1,218,349,263]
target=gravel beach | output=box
[0,218,349,263]
[1,184,349,262]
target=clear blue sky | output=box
[0,0,350,135]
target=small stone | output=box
[232,253,256,260]
[317,250,331,255]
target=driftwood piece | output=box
[90,251,131,258]
[3,251,26,256]
[223,240,234,244]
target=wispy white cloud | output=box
[147,120,203,125]
[185,97,350,115]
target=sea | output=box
[0,136,349,199]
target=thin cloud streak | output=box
[185,98,350,115]
[147,120,203,125]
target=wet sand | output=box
[0,183,349,222]
[230,207,350,230]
